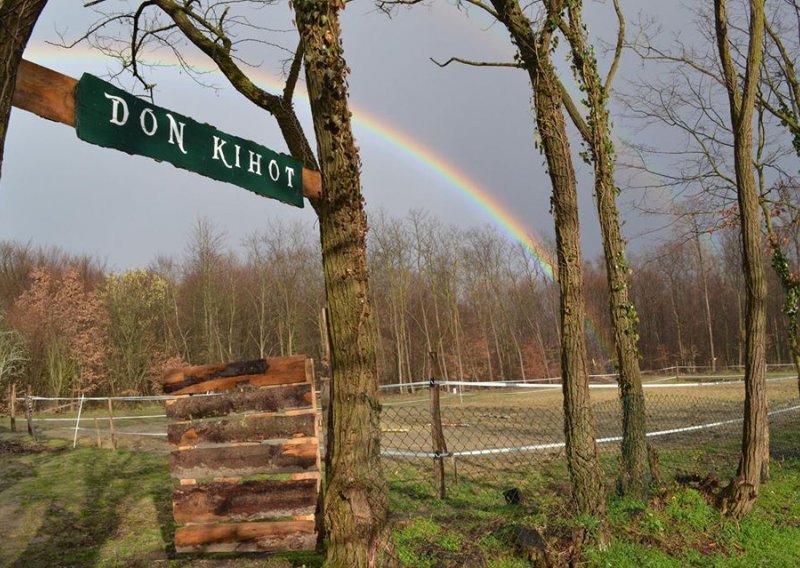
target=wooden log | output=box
[166,382,313,421]
[9,383,16,433]
[25,390,34,438]
[162,356,307,395]
[173,478,318,524]
[170,438,318,479]
[174,520,316,553]
[12,60,322,200]
[163,359,267,392]
[12,60,77,126]
[167,412,316,446]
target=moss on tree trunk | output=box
[294,1,387,565]
[490,0,608,531]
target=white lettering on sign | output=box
[105,93,129,126]
[166,114,187,155]
[268,159,280,182]
[285,166,296,188]
[212,136,233,169]
[248,151,262,175]
[140,108,158,136]
[99,90,296,192]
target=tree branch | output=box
[283,38,304,103]
[604,0,625,94]
[430,56,523,69]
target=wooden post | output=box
[9,383,16,432]
[107,398,117,450]
[429,352,447,499]
[25,389,34,438]
[94,417,102,448]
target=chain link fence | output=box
[8,374,800,510]
[379,377,800,503]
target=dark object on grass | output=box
[503,487,522,505]
[511,525,549,566]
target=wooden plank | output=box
[174,520,316,553]
[166,382,313,420]
[173,478,318,524]
[302,169,322,200]
[163,359,267,392]
[12,60,77,127]
[163,356,307,395]
[167,413,316,446]
[12,60,322,200]
[170,438,318,479]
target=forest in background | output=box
[0,208,797,400]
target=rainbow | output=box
[21,43,618,358]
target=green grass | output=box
[2,409,799,567]
[0,434,322,567]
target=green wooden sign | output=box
[74,73,304,208]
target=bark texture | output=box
[490,0,608,528]
[294,2,387,565]
[714,0,769,520]
[0,0,48,178]
[561,1,649,497]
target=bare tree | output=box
[713,0,769,519]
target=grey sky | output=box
[1,1,690,270]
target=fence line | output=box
[381,403,800,459]
[379,376,798,392]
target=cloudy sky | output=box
[0,0,685,270]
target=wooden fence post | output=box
[9,383,16,432]
[429,352,447,499]
[107,398,118,450]
[25,389,34,438]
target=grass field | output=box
[1,371,798,566]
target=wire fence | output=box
[378,377,800,499]
[6,371,800,508]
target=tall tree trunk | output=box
[692,222,718,372]
[294,2,387,565]
[561,0,649,498]
[714,0,769,520]
[490,0,607,528]
[0,0,49,178]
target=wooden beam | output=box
[162,356,307,395]
[170,438,319,479]
[173,478,318,524]
[174,520,316,553]
[165,382,313,420]
[12,60,76,127]
[167,412,316,446]
[12,59,322,199]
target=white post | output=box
[72,394,85,449]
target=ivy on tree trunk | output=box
[294,1,388,565]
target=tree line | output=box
[1,210,796,399]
